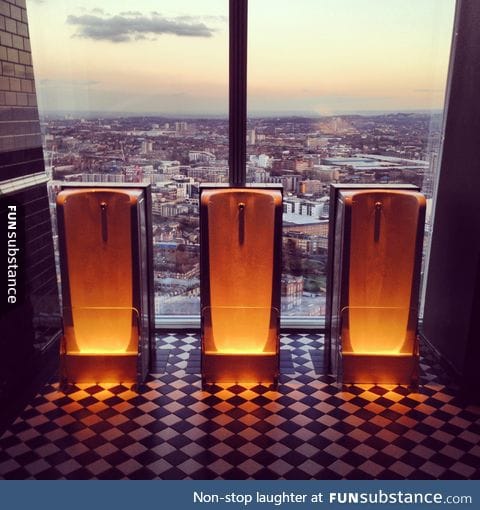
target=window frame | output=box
[154,0,324,330]
[155,0,456,332]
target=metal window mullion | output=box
[229,0,248,186]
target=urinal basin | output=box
[340,190,425,355]
[201,188,282,355]
[57,189,142,355]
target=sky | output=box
[26,0,456,116]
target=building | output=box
[175,121,188,133]
[281,275,304,298]
[283,232,328,254]
[188,150,216,164]
[283,213,329,236]
[284,197,329,220]
[140,140,153,154]
[299,179,322,195]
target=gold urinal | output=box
[334,189,425,384]
[57,187,150,384]
[200,186,282,385]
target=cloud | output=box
[67,12,215,43]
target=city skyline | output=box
[43,111,440,316]
[27,0,455,115]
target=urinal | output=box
[332,189,425,384]
[57,186,151,384]
[200,185,282,384]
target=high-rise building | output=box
[141,140,153,154]
[175,121,188,134]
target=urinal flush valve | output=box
[100,201,108,243]
[238,202,246,245]
[374,201,382,242]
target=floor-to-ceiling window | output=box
[247,0,455,321]
[27,0,228,320]
[27,0,455,327]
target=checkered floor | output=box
[1,333,479,480]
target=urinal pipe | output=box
[374,201,382,242]
[100,201,108,243]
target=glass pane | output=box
[248,0,455,318]
[27,0,229,317]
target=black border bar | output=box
[229,0,248,186]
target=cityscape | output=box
[43,112,442,317]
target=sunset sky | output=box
[26,0,456,116]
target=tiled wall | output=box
[0,0,44,181]
[0,0,60,417]
[0,183,61,401]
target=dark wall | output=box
[0,0,60,423]
[0,185,61,405]
[423,0,480,395]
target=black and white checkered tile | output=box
[1,333,479,480]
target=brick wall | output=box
[0,0,44,180]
